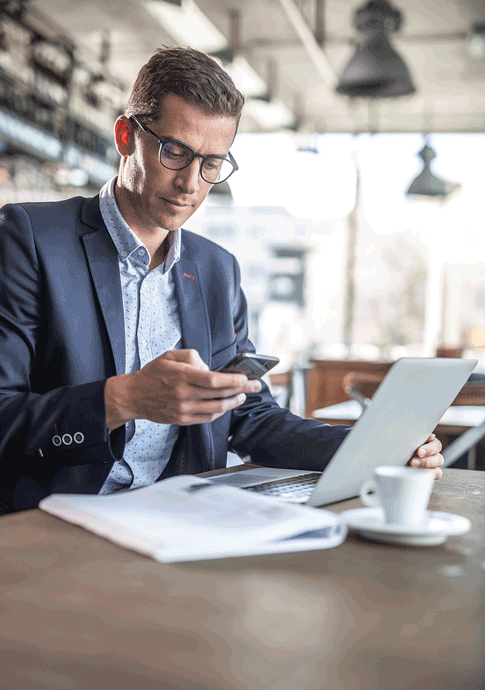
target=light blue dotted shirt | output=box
[98,176,182,494]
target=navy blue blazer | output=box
[0,194,349,513]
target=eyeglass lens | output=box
[160,141,233,183]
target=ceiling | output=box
[29,0,485,133]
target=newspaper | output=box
[39,475,347,562]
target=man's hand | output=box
[408,433,444,479]
[105,349,262,430]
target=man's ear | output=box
[115,117,134,156]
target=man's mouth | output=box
[163,198,190,208]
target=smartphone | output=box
[215,352,280,379]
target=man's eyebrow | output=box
[159,136,231,158]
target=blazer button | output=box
[52,435,62,447]
[73,432,84,444]
[62,434,73,446]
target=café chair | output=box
[342,371,383,411]
[269,367,308,418]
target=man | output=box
[0,47,442,514]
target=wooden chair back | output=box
[343,371,485,408]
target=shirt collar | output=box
[99,175,181,273]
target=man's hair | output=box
[124,46,245,126]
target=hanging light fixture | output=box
[467,22,485,58]
[336,1,416,98]
[406,139,455,199]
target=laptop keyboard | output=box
[244,472,322,499]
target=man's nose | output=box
[174,158,202,194]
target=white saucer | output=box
[341,508,471,546]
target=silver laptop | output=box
[209,357,477,506]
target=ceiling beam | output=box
[276,0,336,86]
[238,30,469,54]
[315,0,325,47]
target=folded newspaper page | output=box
[39,475,347,562]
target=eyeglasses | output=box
[129,116,239,184]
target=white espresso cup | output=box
[360,466,435,528]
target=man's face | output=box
[118,94,237,233]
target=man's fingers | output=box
[155,350,264,393]
[417,436,442,458]
[155,353,248,390]
[419,453,444,468]
[410,453,444,468]
[184,366,259,392]
[133,350,262,426]
[160,348,209,370]
[409,432,443,474]
[194,392,246,414]
[189,380,261,400]
[185,368,249,392]
[177,393,247,424]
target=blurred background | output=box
[1,0,484,390]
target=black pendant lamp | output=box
[406,140,451,198]
[336,1,416,98]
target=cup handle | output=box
[360,479,379,507]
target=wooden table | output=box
[0,468,484,690]
[313,399,485,433]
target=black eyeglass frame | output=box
[129,115,239,184]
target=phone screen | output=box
[216,353,279,379]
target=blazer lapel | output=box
[80,196,125,376]
[79,201,212,376]
[172,242,214,471]
[172,238,211,367]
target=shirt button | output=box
[138,249,145,256]
[120,250,127,258]
[62,434,73,446]
[52,435,62,447]
[74,432,85,444]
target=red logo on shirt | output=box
[184,273,195,280]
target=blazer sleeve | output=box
[0,204,121,466]
[226,253,351,472]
